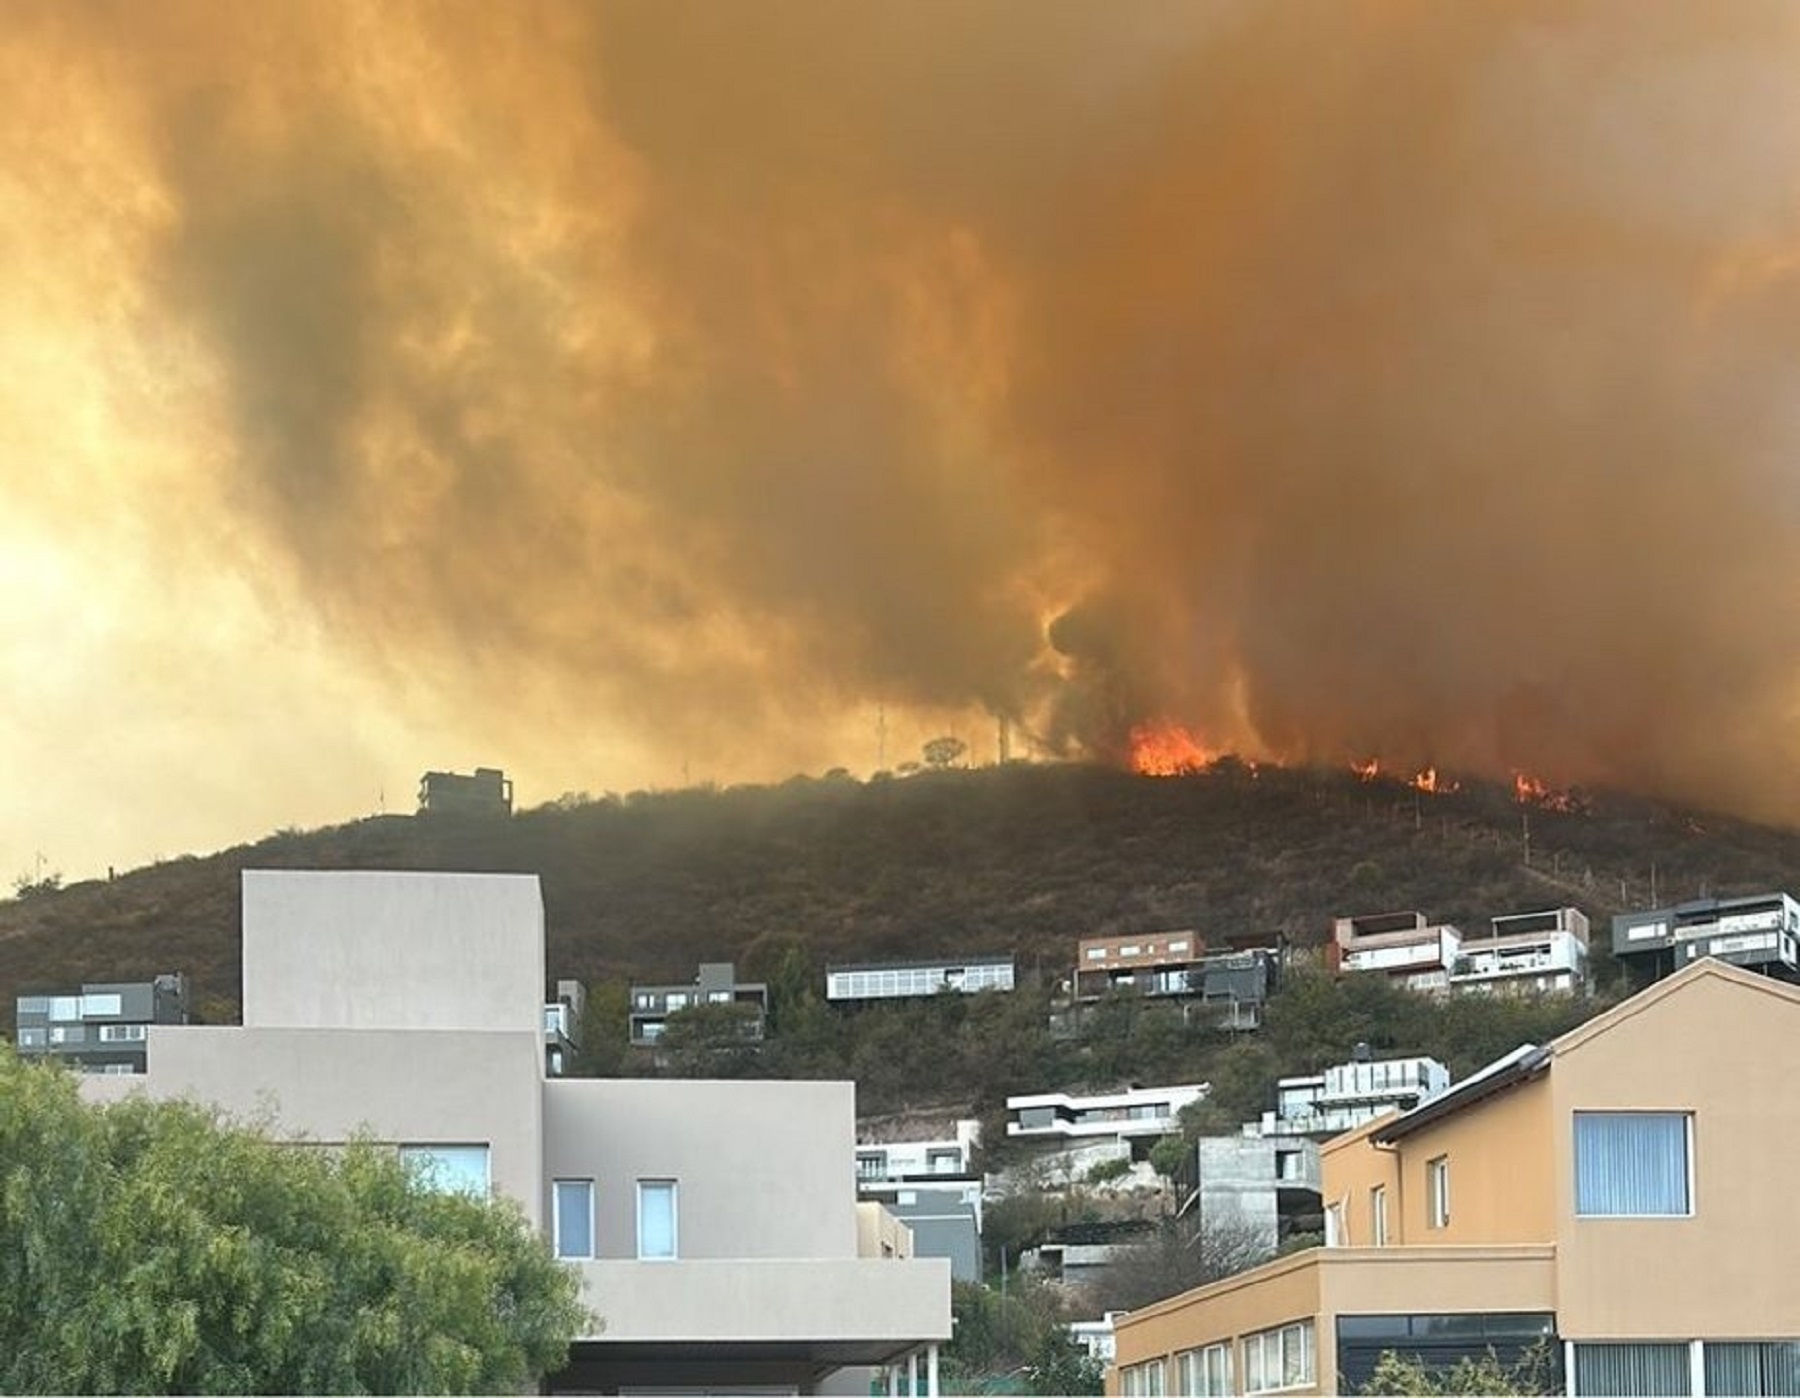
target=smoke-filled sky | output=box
[9,1,1800,883]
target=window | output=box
[1176,1343,1233,1396]
[1371,1185,1388,1246]
[1427,1155,1450,1229]
[1575,1112,1691,1217]
[48,996,80,1022]
[1325,1201,1345,1247]
[81,993,122,1017]
[1120,1360,1166,1396]
[1572,1342,1690,1396]
[1244,1321,1315,1392]
[1705,1341,1800,1396]
[553,1179,594,1259]
[399,1144,491,1197]
[637,1180,678,1260]
[97,1024,146,1042]
[16,1027,44,1048]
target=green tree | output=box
[1359,1342,1558,1396]
[941,1276,1102,1395]
[0,1050,588,1393]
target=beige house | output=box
[81,870,951,1396]
[1109,959,1800,1397]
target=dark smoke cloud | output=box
[16,0,1800,821]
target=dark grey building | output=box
[1613,893,1800,984]
[15,974,189,1074]
[629,962,769,1046]
[417,767,513,817]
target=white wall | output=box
[544,1079,859,1260]
[241,870,545,1033]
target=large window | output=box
[1119,1359,1166,1396]
[1575,1112,1692,1217]
[1175,1343,1232,1397]
[637,1179,678,1260]
[399,1144,491,1198]
[1705,1340,1800,1396]
[1573,1342,1690,1396]
[553,1179,594,1260]
[1244,1320,1315,1393]
[1427,1156,1450,1229]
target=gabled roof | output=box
[1371,1044,1550,1144]
[1548,955,1800,1056]
[1371,958,1800,1144]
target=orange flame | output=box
[1513,771,1580,812]
[1411,766,1457,794]
[1350,757,1380,782]
[1129,723,1222,776]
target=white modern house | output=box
[1449,907,1590,996]
[79,870,951,1396]
[1006,1083,1207,1151]
[1257,1051,1450,1140]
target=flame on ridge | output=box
[1129,723,1223,776]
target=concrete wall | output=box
[80,1024,546,1224]
[241,870,545,1034]
[570,1257,952,1345]
[543,1079,859,1260]
[1550,966,1800,1340]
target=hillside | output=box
[6,760,1799,1040]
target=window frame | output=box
[1573,1111,1694,1219]
[1371,1184,1388,1246]
[1427,1155,1450,1230]
[1176,1342,1234,1397]
[1243,1320,1316,1394]
[552,1178,596,1260]
[636,1178,679,1261]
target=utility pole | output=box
[1521,811,1531,868]
[877,706,887,771]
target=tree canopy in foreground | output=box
[0,1050,588,1394]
